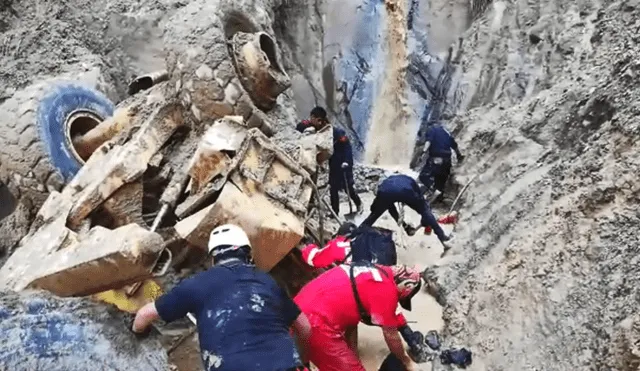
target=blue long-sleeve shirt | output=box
[425,124,461,159]
[329,127,354,172]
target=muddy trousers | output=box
[330,180,362,215]
[419,158,451,194]
[305,313,366,371]
[361,189,447,241]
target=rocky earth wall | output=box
[429,0,640,369]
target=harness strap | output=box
[349,264,373,326]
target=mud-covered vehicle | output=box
[0,0,333,368]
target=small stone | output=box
[215,61,236,87]
[191,105,202,122]
[224,82,241,105]
[195,64,214,80]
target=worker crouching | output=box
[131,224,311,371]
[293,263,424,371]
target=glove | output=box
[303,127,316,135]
[127,315,151,339]
[457,154,465,164]
[341,162,349,169]
[440,348,472,367]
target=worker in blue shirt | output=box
[329,126,363,215]
[418,123,464,203]
[130,224,312,371]
[360,174,454,252]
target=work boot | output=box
[429,189,442,204]
[403,222,418,236]
[424,211,459,235]
[440,234,455,257]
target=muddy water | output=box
[364,0,414,167]
[342,193,447,371]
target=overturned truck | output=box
[0,14,333,323]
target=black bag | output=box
[347,225,397,266]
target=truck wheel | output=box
[37,83,115,180]
[0,291,170,371]
[0,81,114,254]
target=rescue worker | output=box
[296,106,329,134]
[301,223,403,269]
[418,123,464,203]
[130,224,311,371]
[294,263,423,371]
[301,222,357,269]
[329,126,363,216]
[360,174,454,252]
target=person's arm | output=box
[153,278,199,323]
[292,312,311,362]
[383,327,414,371]
[422,141,431,154]
[132,302,161,333]
[450,136,463,158]
[344,142,354,168]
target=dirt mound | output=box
[428,0,640,369]
[0,290,169,371]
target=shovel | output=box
[342,171,358,221]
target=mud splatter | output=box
[249,294,265,313]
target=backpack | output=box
[346,225,397,266]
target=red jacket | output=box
[301,236,351,268]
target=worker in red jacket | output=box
[294,264,423,371]
[300,223,356,268]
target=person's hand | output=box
[303,127,316,135]
[403,360,416,371]
[341,162,349,169]
[127,315,151,339]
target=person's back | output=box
[294,265,402,330]
[157,263,302,371]
[425,124,456,158]
[379,174,419,196]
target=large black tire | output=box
[0,80,114,255]
[0,291,170,371]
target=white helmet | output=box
[208,224,251,255]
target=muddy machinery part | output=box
[0,108,325,301]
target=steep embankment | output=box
[429,0,640,369]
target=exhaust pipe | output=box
[127,70,169,96]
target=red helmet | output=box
[391,265,422,311]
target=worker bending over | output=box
[131,224,311,371]
[294,263,424,371]
[296,106,329,134]
[418,123,464,203]
[361,174,454,252]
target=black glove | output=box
[127,315,152,339]
[440,348,473,368]
[457,154,465,164]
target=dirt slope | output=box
[429,0,640,369]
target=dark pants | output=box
[360,187,447,241]
[329,173,362,214]
[419,158,451,194]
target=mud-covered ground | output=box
[3,0,640,369]
[0,290,170,370]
